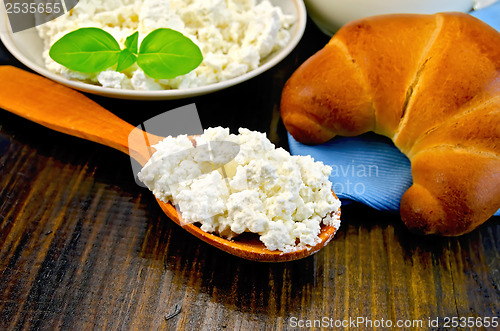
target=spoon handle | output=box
[0,66,161,165]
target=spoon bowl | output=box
[158,197,340,262]
[0,65,340,262]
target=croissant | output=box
[280,12,500,236]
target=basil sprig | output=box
[49,27,203,80]
[116,31,139,72]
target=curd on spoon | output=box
[138,127,342,253]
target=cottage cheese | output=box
[138,127,341,252]
[36,0,295,90]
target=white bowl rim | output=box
[0,0,307,100]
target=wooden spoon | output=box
[0,66,340,262]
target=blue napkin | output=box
[471,1,500,30]
[289,4,500,216]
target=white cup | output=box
[305,0,477,36]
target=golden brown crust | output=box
[280,39,374,144]
[334,14,440,138]
[394,13,500,153]
[280,12,500,235]
[408,95,500,159]
[401,149,500,235]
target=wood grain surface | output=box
[0,20,499,330]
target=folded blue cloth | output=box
[471,1,500,30]
[289,4,500,216]
[289,133,413,212]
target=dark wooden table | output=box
[1,19,498,331]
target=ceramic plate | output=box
[0,0,306,100]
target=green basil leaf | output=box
[49,27,121,73]
[124,31,139,54]
[116,49,137,72]
[137,28,203,80]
